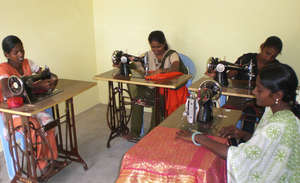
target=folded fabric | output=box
[145,72,183,80]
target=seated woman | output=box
[207,36,283,137]
[228,36,282,80]
[206,36,282,80]
[178,63,300,182]
[128,30,184,139]
[0,35,62,174]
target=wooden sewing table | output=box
[94,69,191,148]
[0,79,96,183]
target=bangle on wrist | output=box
[192,132,202,146]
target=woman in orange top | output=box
[0,35,60,172]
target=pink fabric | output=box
[117,126,227,183]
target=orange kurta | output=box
[0,59,58,169]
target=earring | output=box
[275,98,279,104]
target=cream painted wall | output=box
[0,0,99,152]
[93,0,300,102]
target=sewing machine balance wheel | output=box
[8,75,24,96]
[198,79,222,101]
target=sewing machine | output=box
[112,50,149,77]
[183,79,222,124]
[207,57,255,88]
[7,67,60,104]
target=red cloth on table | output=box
[145,72,183,81]
[116,126,227,183]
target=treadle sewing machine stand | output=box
[106,81,131,148]
[94,69,191,148]
[0,79,96,183]
[106,81,164,148]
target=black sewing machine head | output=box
[207,57,255,87]
[197,79,222,123]
[183,79,222,125]
[112,50,148,77]
[7,67,52,104]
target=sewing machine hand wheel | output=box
[112,50,123,65]
[8,75,24,96]
[206,57,219,73]
[198,79,222,101]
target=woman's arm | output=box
[162,61,179,73]
[177,130,229,159]
[219,125,252,141]
[32,71,58,92]
[194,134,229,159]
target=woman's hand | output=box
[205,70,216,78]
[176,130,193,142]
[32,79,52,91]
[219,125,239,138]
[49,74,58,90]
[227,70,238,79]
[147,69,162,76]
[219,125,251,141]
[32,74,58,92]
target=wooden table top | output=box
[94,69,192,89]
[160,104,242,136]
[0,79,97,116]
[189,77,255,98]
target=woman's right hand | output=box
[219,125,252,141]
[205,70,216,78]
[219,125,242,139]
[112,63,120,68]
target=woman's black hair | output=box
[262,36,283,54]
[259,63,300,117]
[2,35,23,54]
[148,30,169,50]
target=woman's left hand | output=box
[32,74,58,91]
[148,69,163,76]
[32,79,52,90]
[176,130,193,142]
